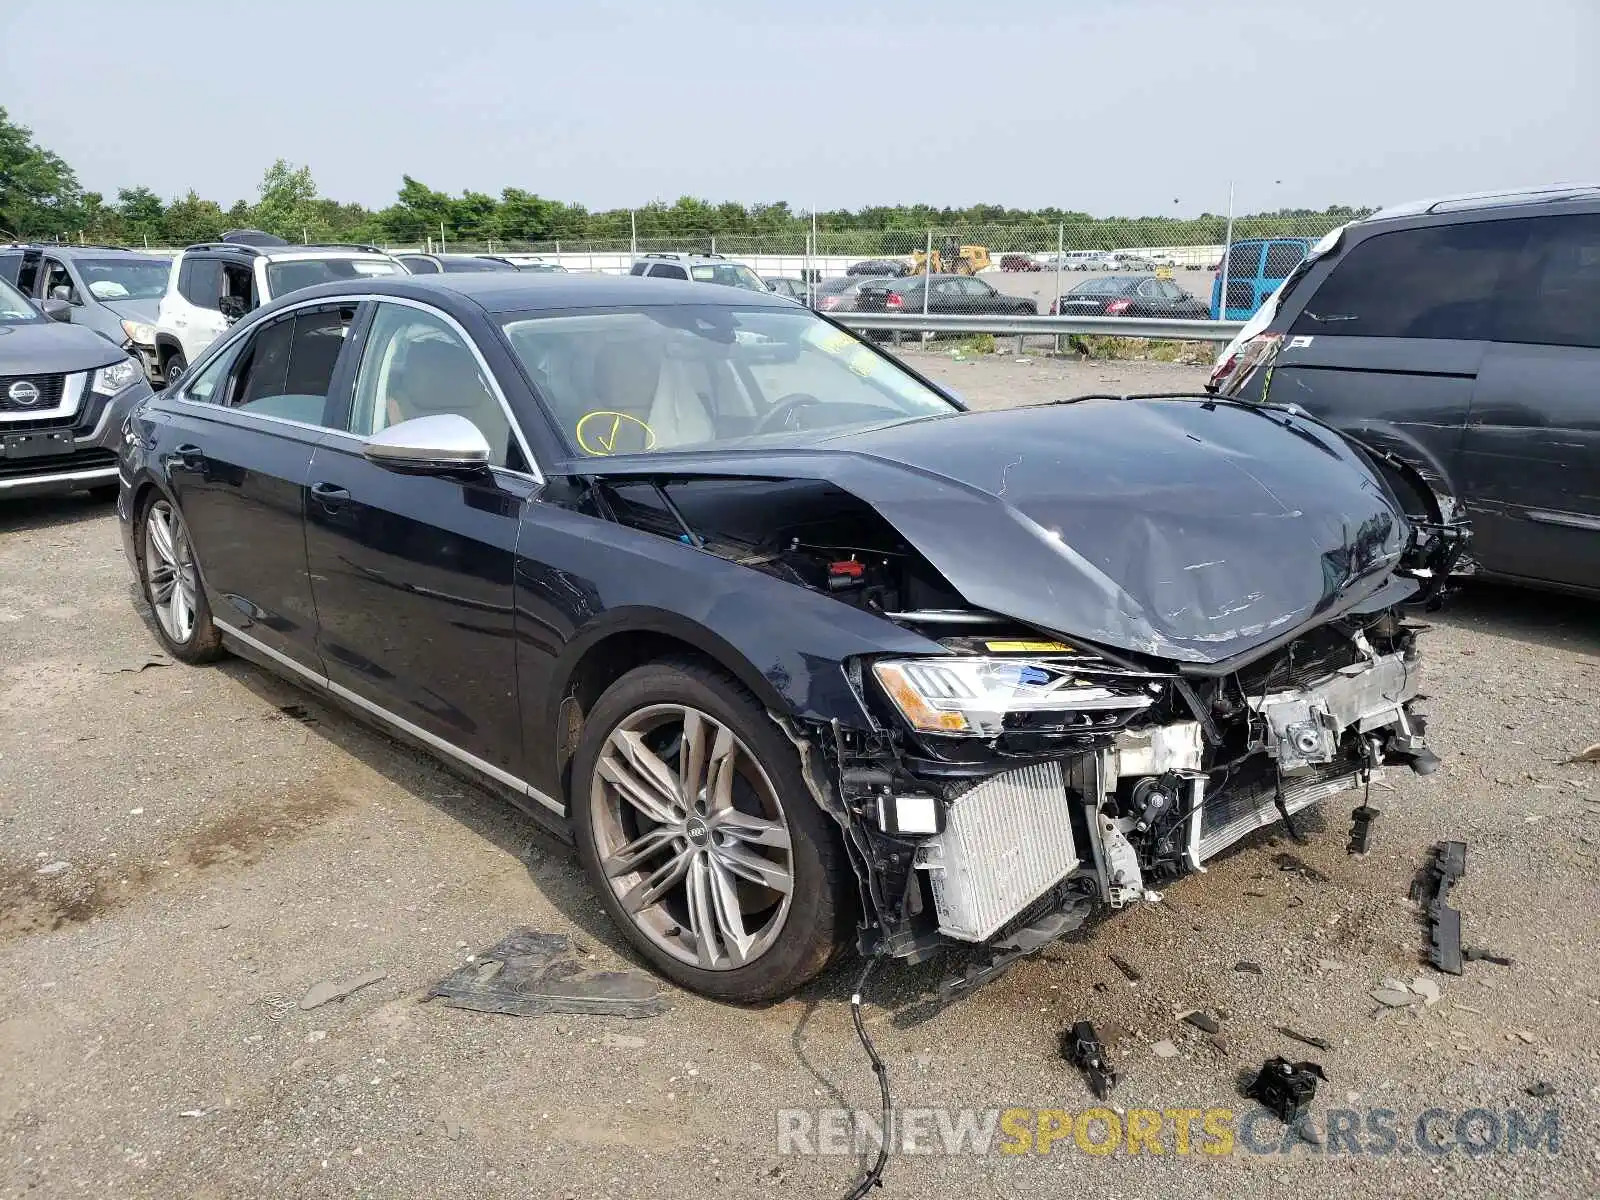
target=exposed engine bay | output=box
[578,394,1470,989]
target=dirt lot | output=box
[3,354,1598,1200]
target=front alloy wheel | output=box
[139,494,222,663]
[573,661,850,1002]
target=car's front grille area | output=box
[0,447,117,480]
[0,373,67,413]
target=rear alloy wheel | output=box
[139,494,222,663]
[573,661,850,1002]
[163,353,187,388]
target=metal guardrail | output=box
[833,312,1246,343]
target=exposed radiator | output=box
[919,761,1080,942]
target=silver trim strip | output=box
[1527,508,1600,534]
[0,464,118,491]
[168,292,543,485]
[214,618,564,816]
[0,370,87,422]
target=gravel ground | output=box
[2,355,1598,1200]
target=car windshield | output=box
[266,256,404,296]
[444,257,516,272]
[0,276,38,321]
[689,263,767,292]
[500,305,958,457]
[74,258,171,301]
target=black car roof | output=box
[264,272,797,315]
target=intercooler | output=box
[917,761,1081,942]
[1197,753,1364,861]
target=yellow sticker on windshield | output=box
[575,411,656,456]
[984,640,1074,653]
[849,350,879,378]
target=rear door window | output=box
[228,306,354,424]
[1492,214,1600,349]
[1263,241,1306,279]
[1289,220,1527,340]
[179,257,224,310]
[649,264,688,280]
[1225,242,1264,279]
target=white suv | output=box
[151,232,406,384]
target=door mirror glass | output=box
[361,413,492,474]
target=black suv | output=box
[1211,184,1600,596]
[0,272,151,501]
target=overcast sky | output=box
[4,0,1596,216]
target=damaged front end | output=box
[788,606,1440,992]
[576,394,1468,990]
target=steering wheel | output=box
[754,392,823,435]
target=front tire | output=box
[163,352,187,389]
[571,660,852,1003]
[137,492,222,663]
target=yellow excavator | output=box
[910,242,991,275]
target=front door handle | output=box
[173,443,206,472]
[310,481,351,511]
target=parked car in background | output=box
[1211,183,1600,596]
[117,270,1452,1004]
[1051,275,1208,319]
[854,274,1039,316]
[517,262,569,274]
[846,258,912,277]
[150,234,406,386]
[812,276,886,313]
[765,277,809,303]
[0,272,150,501]
[629,252,767,293]
[999,254,1042,272]
[0,245,172,382]
[1210,237,1311,320]
[395,253,520,274]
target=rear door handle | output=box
[310,481,350,510]
[174,443,206,472]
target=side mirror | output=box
[361,413,492,475]
[50,284,77,304]
[39,298,72,322]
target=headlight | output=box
[120,319,157,346]
[90,357,143,396]
[872,657,1155,736]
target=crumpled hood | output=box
[0,320,128,375]
[569,398,1411,665]
[822,400,1408,661]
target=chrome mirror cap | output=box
[361,413,492,474]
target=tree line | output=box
[1,107,1371,253]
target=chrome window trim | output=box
[215,618,564,816]
[166,291,544,485]
[0,370,86,423]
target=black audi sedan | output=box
[117,273,1463,1002]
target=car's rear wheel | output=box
[138,493,222,663]
[572,660,851,1002]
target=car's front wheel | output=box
[163,352,187,388]
[138,493,223,663]
[572,660,852,1003]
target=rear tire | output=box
[571,659,852,1003]
[162,352,187,389]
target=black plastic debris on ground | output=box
[1347,804,1380,855]
[1272,852,1331,883]
[1245,1057,1327,1124]
[276,703,317,724]
[1234,960,1264,975]
[1062,1021,1118,1100]
[1108,953,1142,983]
[428,929,669,1018]
[1411,840,1467,975]
[1277,1025,1332,1052]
